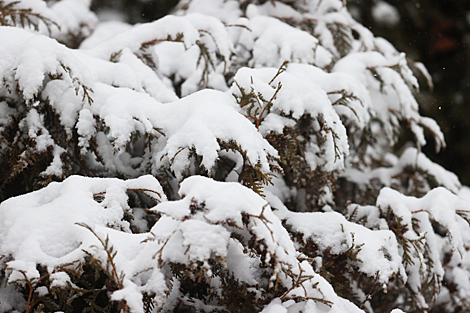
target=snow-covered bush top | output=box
[0,0,469,312]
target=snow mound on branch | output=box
[334,52,445,150]
[231,65,350,172]
[83,13,232,61]
[349,186,470,309]
[158,90,278,176]
[0,27,92,102]
[377,187,470,257]
[246,15,332,68]
[152,176,363,312]
[286,63,371,129]
[274,200,405,284]
[49,0,98,42]
[87,85,277,178]
[0,175,367,312]
[0,175,165,275]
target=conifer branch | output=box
[0,0,59,34]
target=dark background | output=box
[348,0,470,186]
[91,0,470,185]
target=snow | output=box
[372,1,400,27]
[180,219,231,262]
[111,279,143,313]
[286,63,371,129]
[0,175,165,271]
[174,0,242,24]
[0,174,367,312]
[230,65,350,172]
[0,0,466,312]
[79,20,132,50]
[158,89,278,176]
[247,16,328,68]
[275,204,405,284]
[260,299,287,313]
[377,187,470,257]
[118,48,178,102]
[50,0,98,42]
[344,147,460,195]
[345,185,470,305]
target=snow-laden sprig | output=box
[343,147,461,197]
[148,176,364,312]
[241,14,333,68]
[157,89,279,181]
[286,63,371,131]
[0,25,277,189]
[0,27,93,104]
[84,84,278,185]
[276,204,406,286]
[231,64,349,173]
[83,13,232,90]
[0,175,166,313]
[0,0,59,34]
[334,51,445,151]
[348,187,470,310]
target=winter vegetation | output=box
[0,0,469,312]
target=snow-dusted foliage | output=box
[0,0,469,312]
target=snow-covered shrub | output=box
[0,0,469,312]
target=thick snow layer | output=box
[0,175,165,270]
[0,24,281,179]
[334,51,445,150]
[0,175,168,313]
[0,1,461,311]
[0,175,370,312]
[274,202,405,284]
[346,185,470,302]
[377,187,470,257]
[230,65,350,172]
